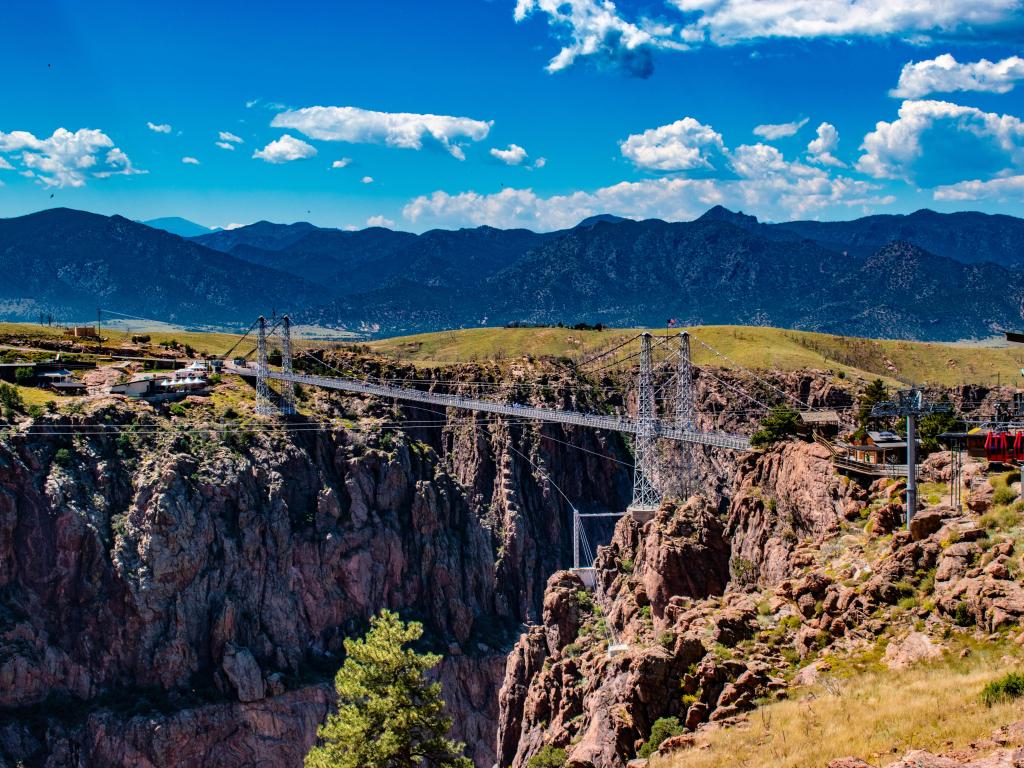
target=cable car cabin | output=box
[982,430,1024,465]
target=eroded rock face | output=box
[0,383,634,768]
[727,441,863,587]
[496,498,740,768]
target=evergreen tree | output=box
[857,379,888,428]
[305,610,471,768]
[750,405,800,448]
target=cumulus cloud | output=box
[891,53,1024,98]
[147,121,172,133]
[0,128,143,187]
[620,117,726,171]
[856,99,1024,180]
[807,122,845,167]
[405,141,886,230]
[514,0,686,76]
[490,143,529,165]
[182,156,200,164]
[367,215,396,228]
[361,176,374,184]
[933,174,1024,200]
[670,0,1020,45]
[753,118,809,140]
[515,0,1019,74]
[270,105,492,160]
[331,158,352,168]
[252,135,317,163]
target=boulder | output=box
[221,644,266,703]
[882,632,942,670]
[910,508,946,541]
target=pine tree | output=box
[304,610,472,768]
[857,379,889,428]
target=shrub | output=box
[169,403,187,417]
[0,382,24,412]
[981,672,1024,707]
[528,746,567,768]
[638,716,684,758]
[750,405,801,448]
[14,367,34,385]
[26,404,44,419]
[993,486,1017,506]
[953,602,975,627]
[54,448,72,467]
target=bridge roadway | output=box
[233,366,751,451]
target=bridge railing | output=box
[252,369,750,451]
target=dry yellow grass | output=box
[369,325,1024,387]
[656,642,1024,768]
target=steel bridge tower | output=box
[255,315,274,416]
[675,331,696,498]
[280,315,296,415]
[628,333,660,520]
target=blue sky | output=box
[1,0,1023,232]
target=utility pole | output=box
[628,333,660,520]
[872,387,950,529]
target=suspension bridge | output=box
[226,316,753,522]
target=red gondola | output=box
[986,431,1010,464]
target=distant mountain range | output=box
[142,217,218,238]
[0,209,319,326]
[1,206,1022,341]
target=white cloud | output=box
[670,0,1020,45]
[856,99,1024,180]
[404,147,886,230]
[331,158,352,168]
[367,215,396,228]
[891,53,1024,98]
[490,143,529,165]
[219,131,244,144]
[252,135,317,163]
[270,105,492,160]
[0,156,12,170]
[147,121,172,134]
[514,0,687,76]
[807,122,845,167]
[933,174,1024,200]
[515,0,1019,74]
[182,156,200,164]
[215,142,235,150]
[0,128,143,187]
[534,157,547,168]
[361,175,374,184]
[753,117,809,140]
[620,117,726,171]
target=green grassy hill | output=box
[368,325,1024,387]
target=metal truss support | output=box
[629,332,660,517]
[280,315,296,415]
[675,331,696,498]
[255,315,274,416]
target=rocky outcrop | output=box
[727,441,864,586]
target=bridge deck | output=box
[232,366,750,451]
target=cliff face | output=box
[0,355,863,768]
[0,373,633,768]
[492,440,921,768]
